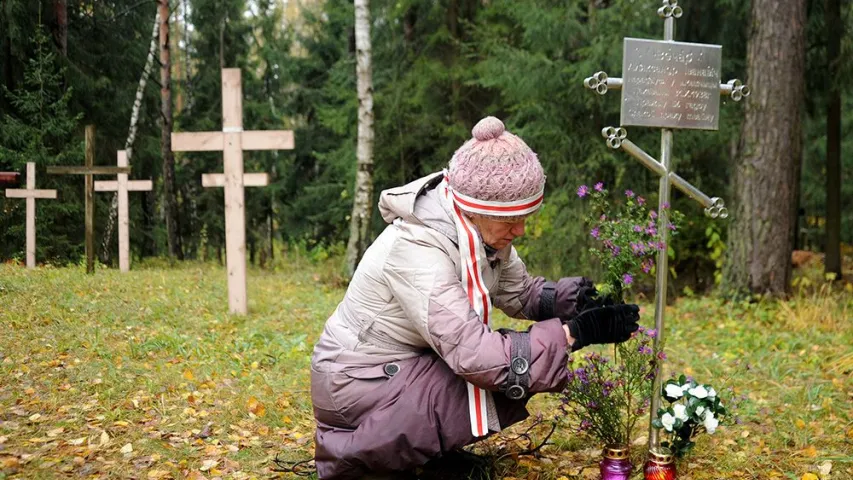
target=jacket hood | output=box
[378,172,456,242]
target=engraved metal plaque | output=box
[621,38,722,130]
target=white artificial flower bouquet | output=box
[652,375,728,458]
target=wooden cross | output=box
[94,150,153,272]
[4,162,57,268]
[47,125,130,274]
[172,68,294,315]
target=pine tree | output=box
[0,21,81,261]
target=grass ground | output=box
[0,258,850,480]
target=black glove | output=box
[576,285,616,313]
[563,304,640,352]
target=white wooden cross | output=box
[93,150,153,272]
[4,162,58,269]
[172,68,294,315]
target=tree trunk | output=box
[53,0,67,56]
[160,0,183,260]
[102,9,161,263]
[345,0,375,277]
[723,0,807,296]
[825,0,842,278]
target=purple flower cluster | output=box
[576,181,683,296]
[560,329,663,445]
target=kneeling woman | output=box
[310,117,639,479]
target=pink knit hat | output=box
[447,117,545,216]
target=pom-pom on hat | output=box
[446,116,545,219]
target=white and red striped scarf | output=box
[438,174,544,437]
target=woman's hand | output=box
[562,304,640,352]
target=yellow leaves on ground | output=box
[246,396,266,417]
[183,369,194,381]
[801,474,818,480]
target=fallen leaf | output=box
[183,369,194,381]
[47,427,64,437]
[246,397,266,417]
[200,459,217,471]
[186,472,209,480]
[28,413,42,422]
[120,443,133,454]
[99,430,110,446]
[802,474,818,480]
[68,437,86,446]
[146,470,170,479]
[795,419,806,429]
[818,461,832,476]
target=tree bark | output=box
[825,0,842,278]
[53,0,67,56]
[723,0,807,296]
[345,0,375,277]
[160,0,184,260]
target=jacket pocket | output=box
[342,364,390,380]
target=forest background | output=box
[0,0,850,295]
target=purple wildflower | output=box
[590,227,600,239]
[645,226,658,236]
[600,214,606,221]
[662,202,670,209]
[579,419,592,431]
[625,189,635,198]
[611,246,621,257]
[633,225,643,233]
[650,210,658,219]
[646,329,657,338]
[642,259,654,273]
[637,196,646,205]
[638,345,653,355]
[594,182,604,192]
[577,185,589,198]
[623,274,633,285]
[668,223,677,231]
[657,351,667,360]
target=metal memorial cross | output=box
[172,68,294,315]
[4,163,58,268]
[582,0,749,453]
[94,150,153,272]
[47,125,131,274]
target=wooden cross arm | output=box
[94,180,154,192]
[47,166,131,175]
[172,131,294,152]
[5,189,57,199]
[201,173,269,188]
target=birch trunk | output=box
[101,9,160,262]
[345,0,375,277]
[161,0,184,260]
[723,0,806,296]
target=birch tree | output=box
[101,9,160,261]
[345,0,375,277]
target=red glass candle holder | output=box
[644,447,676,480]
